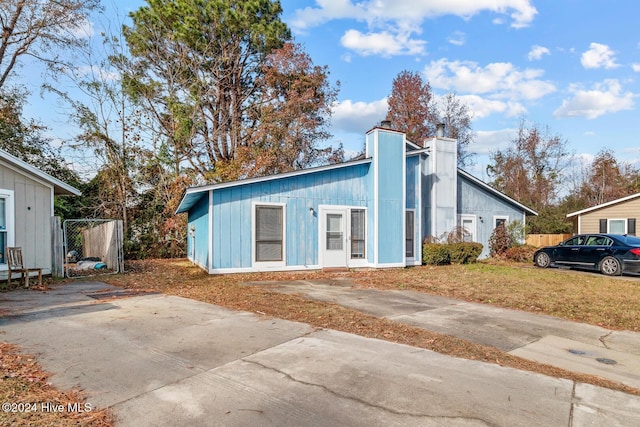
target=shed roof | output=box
[0,148,81,196]
[566,192,640,218]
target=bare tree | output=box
[487,118,571,209]
[579,148,639,206]
[0,0,101,89]
[438,92,476,167]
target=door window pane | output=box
[326,213,343,250]
[463,218,474,241]
[0,198,5,264]
[256,206,283,262]
[405,211,414,257]
[350,209,365,259]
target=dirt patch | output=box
[0,342,113,426]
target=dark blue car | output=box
[533,234,640,276]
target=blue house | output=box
[176,125,536,274]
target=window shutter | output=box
[628,218,636,236]
[599,219,607,233]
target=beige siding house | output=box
[0,149,80,277]
[567,193,640,235]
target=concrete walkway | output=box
[0,281,639,426]
[244,278,640,391]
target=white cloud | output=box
[455,95,526,119]
[331,98,389,134]
[447,31,466,46]
[554,79,635,119]
[423,58,556,100]
[289,0,537,32]
[474,128,517,155]
[288,1,537,57]
[340,30,426,56]
[581,42,619,69]
[527,45,550,61]
[632,63,640,72]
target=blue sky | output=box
[278,0,640,179]
[17,0,640,180]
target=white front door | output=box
[321,208,348,268]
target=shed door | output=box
[321,208,347,268]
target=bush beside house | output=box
[422,242,483,265]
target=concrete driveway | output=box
[1,281,639,426]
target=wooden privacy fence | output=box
[526,234,572,248]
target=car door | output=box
[554,235,586,265]
[579,235,613,267]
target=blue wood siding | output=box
[210,163,371,269]
[405,156,419,210]
[187,194,210,268]
[406,155,421,259]
[375,130,405,264]
[457,174,526,258]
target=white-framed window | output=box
[0,190,15,267]
[608,218,626,234]
[350,209,366,259]
[460,215,476,242]
[494,215,508,229]
[253,203,285,265]
[405,210,415,258]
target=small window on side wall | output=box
[494,216,508,229]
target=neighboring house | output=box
[176,125,537,274]
[567,193,640,235]
[0,148,81,277]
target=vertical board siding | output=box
[0,164,53,271]
[578,198,640,234]
[376,131,405,264]
[188,194,210,268]
[457,174,525,258]
[405,156,418,209]
[210,163,371,269]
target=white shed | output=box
[0,148,80,277]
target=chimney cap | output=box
[380,120,392,129]
[436,123,445,137]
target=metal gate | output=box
[63,219,124,278]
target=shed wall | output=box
[0,163,52,272]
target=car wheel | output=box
[599,256,621,276]
[534,252,551,268]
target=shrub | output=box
[422,243,451,265]
[489,223,511,257]
[449,242,483,264]
[504,245,538,263]
[506,220,525,245]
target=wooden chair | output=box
[6,247,42,288]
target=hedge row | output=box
[422,242,483,265]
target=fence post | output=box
[117,220,124,273]
[51,216,64,278]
